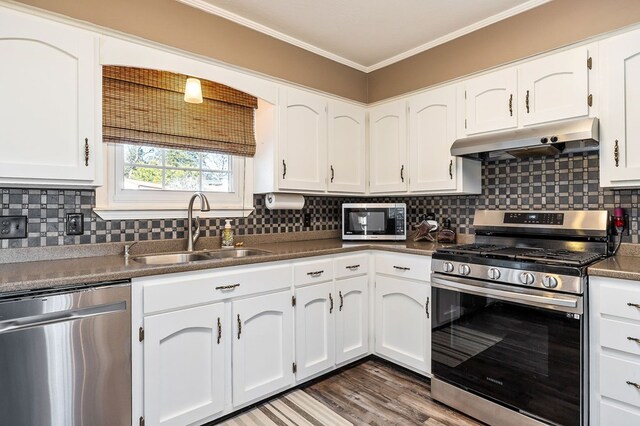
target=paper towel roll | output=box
[265,193,305,210]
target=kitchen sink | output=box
[129,248,272,265]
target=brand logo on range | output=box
[486,376,504,386]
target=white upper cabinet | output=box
[462,68,518,135]
[519,46,591,126]
[599,28,640,188]
[0,7,99,186]
[369,100,408,193]
[328,100,366,193]
[278,87,327,192]
[409,86,458,192]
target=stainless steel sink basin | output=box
[129,248,272,265]
[130,252,215,265]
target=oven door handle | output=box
[431,275,582,314]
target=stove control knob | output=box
[459,264,471,276]
[443,262,454,273]
[543,275,558,288]
[520,272,535,285]
[488,268,501,280]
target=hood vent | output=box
[451,117,599,161]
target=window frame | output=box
[94,144,255,220]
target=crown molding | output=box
[177,0,552,73]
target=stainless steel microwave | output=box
[342,203,407,241]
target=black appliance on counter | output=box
[430,209,610,426]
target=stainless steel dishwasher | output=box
[0,281,131,426]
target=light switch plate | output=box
[0,216,27,239]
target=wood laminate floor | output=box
[222,359,483,426]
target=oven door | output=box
[431,274,584,426]
[342,205,405,240]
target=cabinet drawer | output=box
[294,258,333,287]
[601,318,640,356]
[334,254,369,279]
[142,264,292,314]
[375,253,431,282]
[599,280,640,322]
[600,354,640,409]
[601,401,640,425]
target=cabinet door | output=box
[369,100,408,193]
[328,101,366,193]
[409,86,457,192]
[463,69,518,135]
[278,87,327,192]
[600,29,640,187]
[375,275,430,374]
[335,276,369,364]
[144,303,225,426]
[519,46,590,126]
[233,290,294,406]
[0,9,97,183]
[295,282,336,381]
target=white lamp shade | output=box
[184,77,203,104]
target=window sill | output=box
[93,208,255,221]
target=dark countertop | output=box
[0,239,447,294]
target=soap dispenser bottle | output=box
[437,218,456,244]
[222,219,234,248]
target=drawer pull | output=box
[217,317,222,344]
[329,293,334,314]
[628,302,640,309]
[627,337,640,344]
[307,270,324,277]
[627,381,640,390]
[216,283,240,291]
[345,264,360,271]
[393,266,411,271]
[339,291,344,311]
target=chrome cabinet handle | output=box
[393,265,411,271]
[627,381,640,390]
[345,264,360,271]
[628,302,640,309]
[330,165,335,183]
[627,336,640,344]
[282,159,287,179]
[508,94,513,116]
[339,291,344,311]
[84,138,90,166]
[449,160,453,179]
[525,90,530,113]
[615,140,620,167]
[307,270,324,277]
[237,314,242,340]
[216,283,240,291]
[217,317,222,344]
[400,165,404,183]
[329,293,334,314]
[426,297,430,319]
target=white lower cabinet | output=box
[590,276,640,424]
[232,290,294,406]
[335,275,369,364]
[143,303,225,426]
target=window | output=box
[123,144,233,192]
[94,144,253,220]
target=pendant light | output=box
[184,77,203,104]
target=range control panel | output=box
[503,212,564,225]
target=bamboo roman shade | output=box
[102,66,258,157]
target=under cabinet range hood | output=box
[451,117,599,160]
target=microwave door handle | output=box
[431,276,581,314]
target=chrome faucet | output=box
[187,192,211,251]
[124,241,139,260]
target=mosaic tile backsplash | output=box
[1,152,638,249]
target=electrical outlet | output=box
[303,213,311,228]
[66,213,84,236]
[0,216,27,239]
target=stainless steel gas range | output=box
[430,210,610,426]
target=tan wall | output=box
[368,0,640,102]
[14,0,369,103]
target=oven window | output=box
[432,287,581,426]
